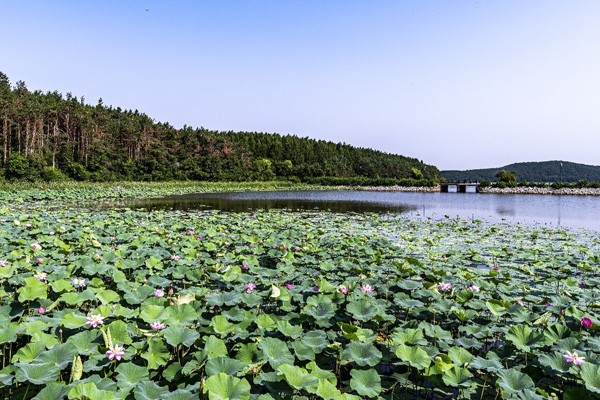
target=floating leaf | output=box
[203,373,251,400]
[349,369,381,398]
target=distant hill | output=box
[442,161,600,183]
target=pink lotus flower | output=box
[339,285,349,295]
[34,272,47,281]
[72,278,86,287]
[154,289,165,298]
[517,300,524,307]
[87,314,105,328]
[283,246,288,250]
[106,345,125,361]
[170,255,180,261]
[564,350,586,365]
[249,243,253,248]
[313,285,319,291]
[275,244,280,249]
[438,282,452,291]
[151,321,166,330]
[36,257,44,263]
[360,284,374,294]
[493,266,499,271]
[582,317,593,328]
[242,265,249,270]
[294,246,301,251]
[285,284,293,290]
[0,260,7,267]
[467,284,480,292]
[245,283,256,293]
[38,307,45,314]
[31,243,38,250]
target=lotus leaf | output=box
[349,368,381,398]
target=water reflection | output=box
[94,190,600,231]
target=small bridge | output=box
[440,181,481,193]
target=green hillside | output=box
[442,161,600,183]
[0,72,440,183]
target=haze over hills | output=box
[442,161,600,183]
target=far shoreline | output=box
[339,185,600,196]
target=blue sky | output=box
[2,1,599,170]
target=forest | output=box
[0,73,440,184]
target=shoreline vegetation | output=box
[2,181,600,205]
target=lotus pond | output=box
[1,187,600,399]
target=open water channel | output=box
[102,190,600,231]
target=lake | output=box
[100,190,600,231]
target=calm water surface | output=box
[103,190,600,231]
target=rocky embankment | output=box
[337,185,600,195]
[337,185,439,192]
[479,187,600,195]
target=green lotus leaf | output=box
[141,338,169,370]
[206,291,243,307]
[30,332,60,347]
[115,362,150,391]
[276,320,303,339]
[447,346,473,366]
[469,356,504,372]
[12,341,47,363]
[456,289,474,304]
[66,330,102,355]
[506,325,544,352]
[0,323,20,345]
[290,341,317,361]
[124,286,155,305]
[255,314,276,331]
[349,368,381,398]
[163,326,200,347]
[302,330,329,353]
[393,328,427,346]
[61,292,84,306]
[303,295,336,326]
[396,280,422,291]
[538,353,571,373]
[163,304,197,326]
[203,372,251,400]
[133,381,170,400]
[206,357,245,376]
[31,382,70,400]
[339,322,376,343]
[496,369,535,395]
[235,343,261,364]
[50,279,75,293]
[581,363,600,393]
[442,367,473,388]
[140,305,165,323]
[342,342,382,367]
[23,320,51,336]
[68,381,116,400]
[107,320,133,345]
[486,299,508,316]
[37,343,79,369]
[95,289,120,304]
[563,388,595,400]
[544,324,571,346]
[61,312,88,329]
[211,315,235,336]
[200,336,228,361]
[315,379,342,400]
[19,277,48,302]
[258,337,294,369]
[15,362,61,385]
[347,298,378,322]
[306,361,336,384]
[395,344,432,370]
[164,389,196,400]
[277,364,318,390]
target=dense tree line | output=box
[0,73,440,183]
[443,161,600,183]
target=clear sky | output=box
[1,1,599,170]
